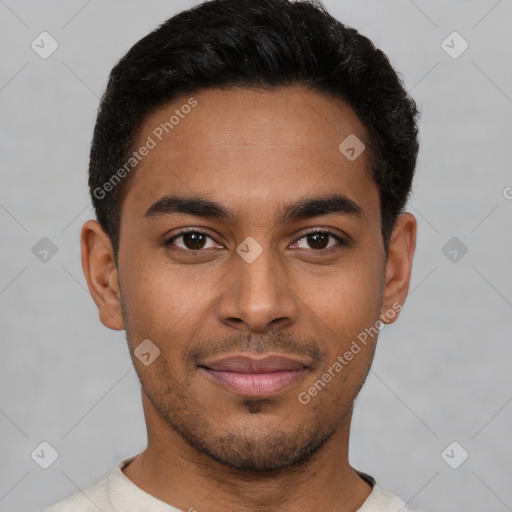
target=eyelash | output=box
[164,228,347,255]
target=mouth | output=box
[198,353,309,397]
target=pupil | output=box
[309,233,327,249]
[184,232,205,249]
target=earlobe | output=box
[80,220,124,331]
[380,213,417,324]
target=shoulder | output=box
[39,455,139,512]
[40,477,112,512]
[359,484,422,512]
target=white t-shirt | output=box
[41,455,419,512]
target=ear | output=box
[380,213,417,324]
[81,219,124,331]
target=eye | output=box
[165,228,346,253]
[165,230,220,251]
[293,230,346,252]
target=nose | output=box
[215,245,298,334]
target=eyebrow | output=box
[143,193,362,224]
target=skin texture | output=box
[81,86,416,512]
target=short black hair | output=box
[89,0,419,259]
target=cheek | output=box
[124,251,202,316]
[300,253,384,334]
[120,258,218,361]
[293,251,384,397]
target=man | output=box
[44,0,420,510]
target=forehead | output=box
[122,86,378,225]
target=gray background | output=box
[1,1,511,511]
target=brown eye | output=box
[182,232,207,250]
[295,230,345,251]
[306,232,329,250]
[166,230,218,251]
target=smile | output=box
[199,353,309,397]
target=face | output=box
[82,85,416,473]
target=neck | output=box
[122,392,372,512]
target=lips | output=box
[202,354,308,373]
[199,353,309,397]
